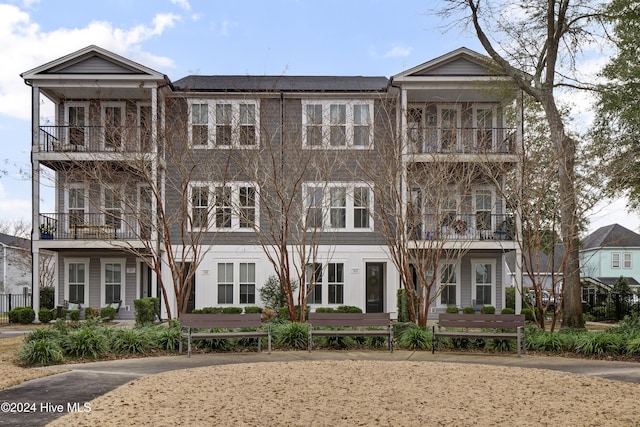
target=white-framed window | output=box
[188,99,260,148]
[66,183,88,230]
[303,183,373,231]
[65,102,89,147]
[188,182,259,231]
[612,252,621,269]
[474,188,494,238]
[302,100,373,149]
[623,252,632,269]
[472,104,497,150]
[472,259,496,306]
[306,263,323,304]
[439,263,459,307]
[101,259,125,306]
[65,258,89,305]
[239,262,256,304]
[217,263,234,304]
[328,262,345,304]
[103,185,124,231]
[101,102,126,150]
[437,104,461,151]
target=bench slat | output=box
[307,312,393,353]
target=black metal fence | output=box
[0,294,33,324]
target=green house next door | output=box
[366,262,384,313]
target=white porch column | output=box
[31,85,41,320]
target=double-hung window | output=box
[103,186,124,231]
[306,263,323,304]
[102,260,124,305]
[328,263,344,304]
[623,253,632,269]
[239,263,256,304]
[302,100,373,149]
[66,260,87,305]
[612,252,621,269]
[472,260,495,306]
[217,263,234,304]
[189,99,259,148]
[440,263,457,306]
[189,182,259,231]
[303,183,373,231]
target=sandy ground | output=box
[0,336,64,390]
[48,359,640,427]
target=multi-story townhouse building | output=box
[23,45,522,320]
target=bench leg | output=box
[188,334,192,358]
[179,336,183,354]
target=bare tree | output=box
[232,96,344,322]
[440,0,607,328]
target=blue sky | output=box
[0,0,636,234]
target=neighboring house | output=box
[580,224,640,306]
[0,233,31,295]
[505,246,564,306]
[23,45,523,320]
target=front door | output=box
[366,262,384,313]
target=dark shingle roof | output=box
[505,245,564,273]
[596,277,640,287]
[582,224,640,250]
[0,233,30,250]
[172,75,389,93]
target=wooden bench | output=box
[179,313,271,357]
[307,312,393,352]
[432,313,526,357]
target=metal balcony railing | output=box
[407,127,516,155]
[38,125,153,153]
[38,213,151,241]
[407,214,515,241]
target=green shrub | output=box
[491,338,514,352]
[322,334,356,349]
[56,308,68,320]
[480,306,496,314]
[63,328,108,359]
[574,332,625,356]
[366,334,389,348]
[85,307,100,319]
[199,330,233,352]
[153,324,181,351]
[275,322,308,349]
[134,297,157,324]
[501,308,515,315]
[278,305,309,321]
[9,307,35,324]
[336,305,362,313]
[244,306,263,314]
[69,309,80,321]
[39,286,55,309]
[397,289,411,323]
[38,308,54,323]
[521,308,533,321]
[100,306,116,322]
[446,306,459,314]
[110,328,149,354]
[505,286,516,310]
[19,338,64,366]
[222,307,243,314]
[393,322,417,340]
[526,331,565,353]
[193,307,224,314]
[315,307,335,313]
[399,327,430,350]
[24,327,61,343]
[463,306,476,314]
[626,337,640,356]
[259,275,295,310]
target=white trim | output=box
[100,258,126,307]
[64,102,89,147]
[301,99,374,149]
[611,252,621,269]
[436,261,461,308]
[302,182,374,231]
[64,257,90,306]
[623,252,632,269]
[137,102,152,151]
[188,182,259,232]
[187,99,260,148]
[470,258,497,306]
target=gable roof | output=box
[21,45,168,82]
[582,224,640,250]
[172,75,389,93]
[0,233,30,251]
[505,245,565,274]
[392,47,501,80]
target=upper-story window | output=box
[623,252,632,269]
[102,102,126,150]
[188,99,260,148]
[189,182,258,231]
[303,183,373,231]
[612,252,621,269]
[302,100,373,149]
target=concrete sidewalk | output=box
[1,350,640,426]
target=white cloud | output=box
[383,45,412,58]
[0,182,31,219]
[0,4,179,121]
[170,0,191,11]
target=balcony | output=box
[407,214,515,242]
[38,213,151,241]
[38,125,152,153]
[407,127,515,155]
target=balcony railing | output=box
[407,127,516,155]
[407,214,515,241]
[38,213,151,241]
[38,125,153,153]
